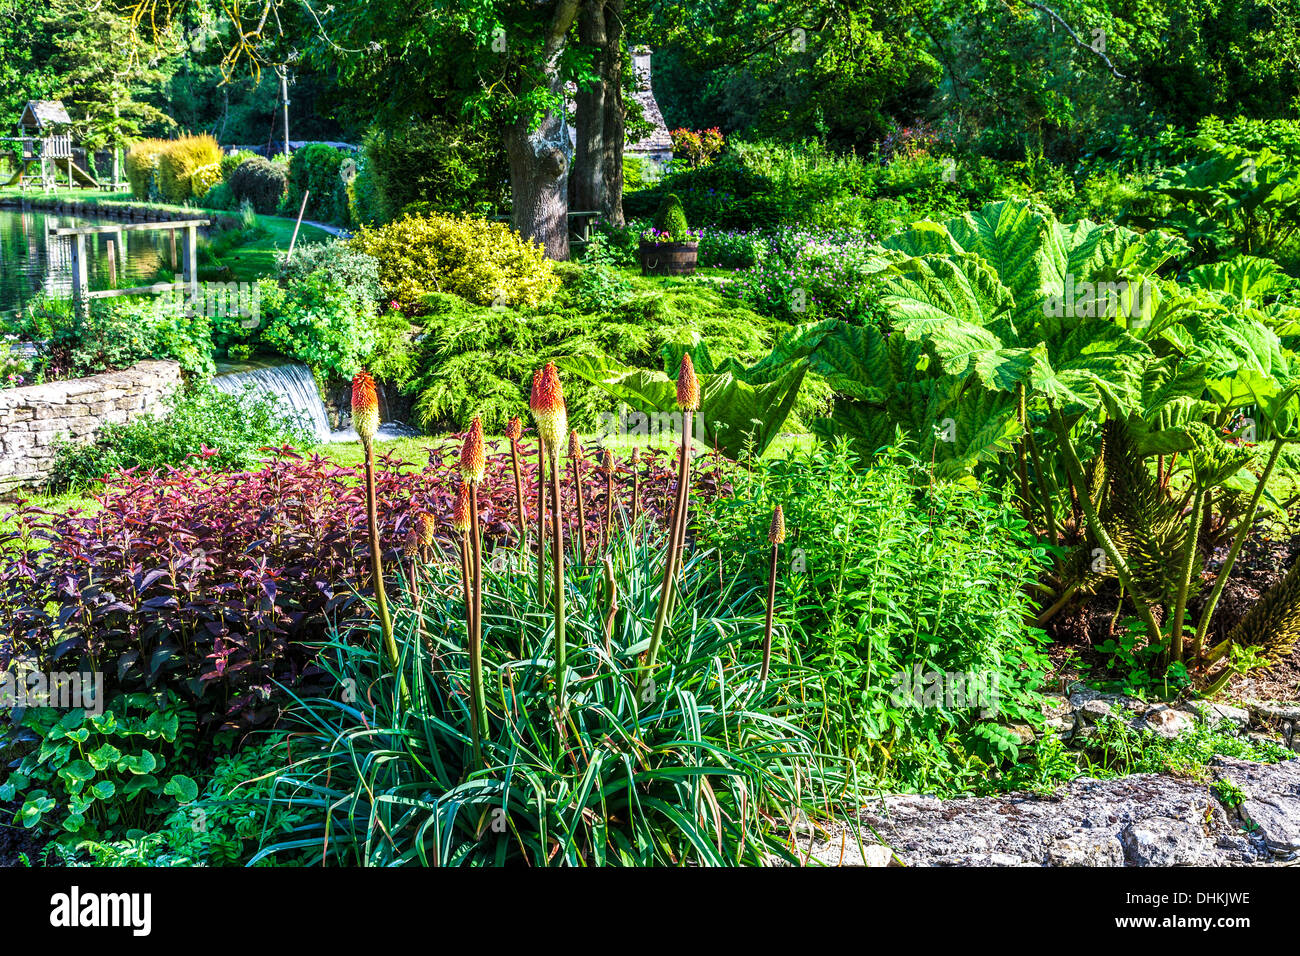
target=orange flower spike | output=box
[415,512,435,547]
[351,371,380,445]
[768,505,786,545]
[505,416,523,443]
[459,416,486,486]
[452,483,471,534]
[530,362,568,455]
[569,429,583,461]
[676,353,699,411]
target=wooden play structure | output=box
[2,100,103,190]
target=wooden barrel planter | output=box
[640,240,699,277]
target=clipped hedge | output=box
[126,136,223,203]
[228,156,288,214]
[286,144,353,226]
[124,139,170,200]
[157,134,223,204]
[349,213,560,311]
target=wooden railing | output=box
[49,219,210,318]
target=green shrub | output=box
[201,180,235,210]
[157,134,223,204]
[124,139,169,201]
[219,149,256,180]
[285,144,352,226]
[47,736,309,866]
[256,274,376,380]
[652,192,690,241]
[406,276,782,433]
[44,296,214,381]
[228,156,288,215]
[349,212,560,311]
[361,116,509,222]
[701,441,1053,792]
[278,239,381,307]
[48,381,311,490]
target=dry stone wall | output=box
[0,361,181,492]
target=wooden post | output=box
[168,230,177,269]
[287,190,309,260]
[182,223,199,304]
[69,233,89,320]
[106,238,118,288]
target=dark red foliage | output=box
[0,442,728,731]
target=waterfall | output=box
[213,358,333,443]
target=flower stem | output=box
[550,455,567,706]
[468,485,486,766]
[760,540,778,682]
[510,438,527,554]
[647,412,693,670]
[571,452,588,565]
[536,438,547,605]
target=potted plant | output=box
[640,193,701,276]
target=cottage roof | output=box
[627,48,672,154]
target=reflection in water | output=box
[0,206,179,316]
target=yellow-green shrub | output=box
[124,139,169,200]
[349,213,560,311]
[157,135,222,204]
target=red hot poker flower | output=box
[351,371,380,445]
[530,362,568,455]
[452,482,471,533]
[677,354,699,411]
[460,417,486,485]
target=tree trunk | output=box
[505,118,571,260]
[571,0,608,216]
[599,0,626,226]
[505,0,581,261]
[570,0,625,227]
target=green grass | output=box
[0,430,813,529]
[305,429,815,470]
[0,488,100,537]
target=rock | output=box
[859,844,897,867]
[811,772,1251,866]
[1119,817,1207,866]
[1143,706,1196,738]
[1077,699,1114,724]
[1006,722,1037,745]
[1238,800,1300,856]
[1246,700,1300,725]
[1047,831,1125,866]
[1202,702,1250,729]
[1041,695,1075,737]
[804,838,899,867]
[1214,757,1300,858]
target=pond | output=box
[0,204,185,316]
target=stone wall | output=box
[0,361,182,492]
